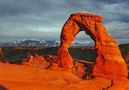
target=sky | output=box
[0,0,129,44]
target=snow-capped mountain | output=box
[1,39,60,47]
[71,42,94,48]
[0,39,94,47]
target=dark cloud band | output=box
[0,0,129,44]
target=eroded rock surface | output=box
[57,13,128,79]
[21,54,49,68]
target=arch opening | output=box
[69,31,96,62]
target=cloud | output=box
[0,0,129,44]
[105,21,129,44]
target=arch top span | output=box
[57,13,128,79]
[60,13,104,49]
[71,13,102,23]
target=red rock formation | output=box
[125,52,129,71]
[0,48,4,58]
[72,61,86,78]
[21,54,49,68]
[57,13,128,79]
[125,52,129,64]
[0,48,8,63]
[0,62,129,90]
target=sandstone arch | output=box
[57,13,128,79]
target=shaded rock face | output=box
[125,52,129,71]
[0,48,8,63]
[0,48,4,58]
[57,13,128,79]
[125,52,129,64]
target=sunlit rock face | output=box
[21,54,49,68]
[57,13,128,79]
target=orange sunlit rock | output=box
[72,61,86,78]
[57,13,128,79]
[57,48,73,70]
[21,54,49,68]
[0,63,129,90]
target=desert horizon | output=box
[0,0,129,90]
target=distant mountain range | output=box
[0,39,95,47]
[0,39,59,47]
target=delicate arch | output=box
[57,13,128,79]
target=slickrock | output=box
[1,63,129,90]
[57,13,128,79]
